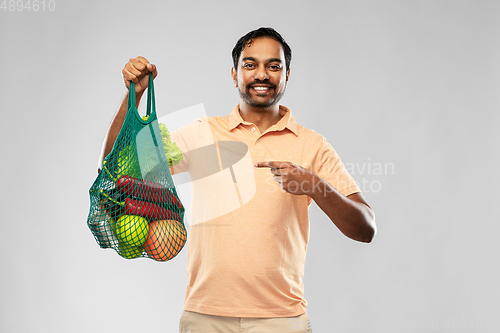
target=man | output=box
[99,27,376,333]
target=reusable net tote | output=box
[87,73,186,261]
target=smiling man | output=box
[99,27,376,333]
[232,38,289,112]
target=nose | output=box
[254,65,269,81]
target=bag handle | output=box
[127,72,156,117]
[146,72,155,116]
[127,72,162,161]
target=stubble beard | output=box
[238,84,286,109]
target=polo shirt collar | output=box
[228,104,299,136]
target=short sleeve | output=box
[169,117,215,175]
[313,137,361,197]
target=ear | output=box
[231,67,238,87]
[286,69,290,83]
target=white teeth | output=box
[253,87,269,90]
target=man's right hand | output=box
[122,56,158,94]
[98,56,158,173]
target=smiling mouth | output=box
[251,86,273,93]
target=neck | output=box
[238,102,283,133]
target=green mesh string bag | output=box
[87,73,186,261]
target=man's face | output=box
[232,37,289,109]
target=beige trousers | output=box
[179,310,313,333]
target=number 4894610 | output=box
[1,0,56,11]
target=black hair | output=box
[232,27,292,73]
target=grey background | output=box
[1,0,499,332]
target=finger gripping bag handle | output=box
[128,73,156,120]
[87,72,186,261]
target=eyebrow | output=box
[241,57,282,64]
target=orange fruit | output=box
[144,220,187,261]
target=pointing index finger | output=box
[254,161,286,168]
[254,162,270,168]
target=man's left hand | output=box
[254,161,315,195]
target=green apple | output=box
[117,242,143,259]
[115,215,149,247]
